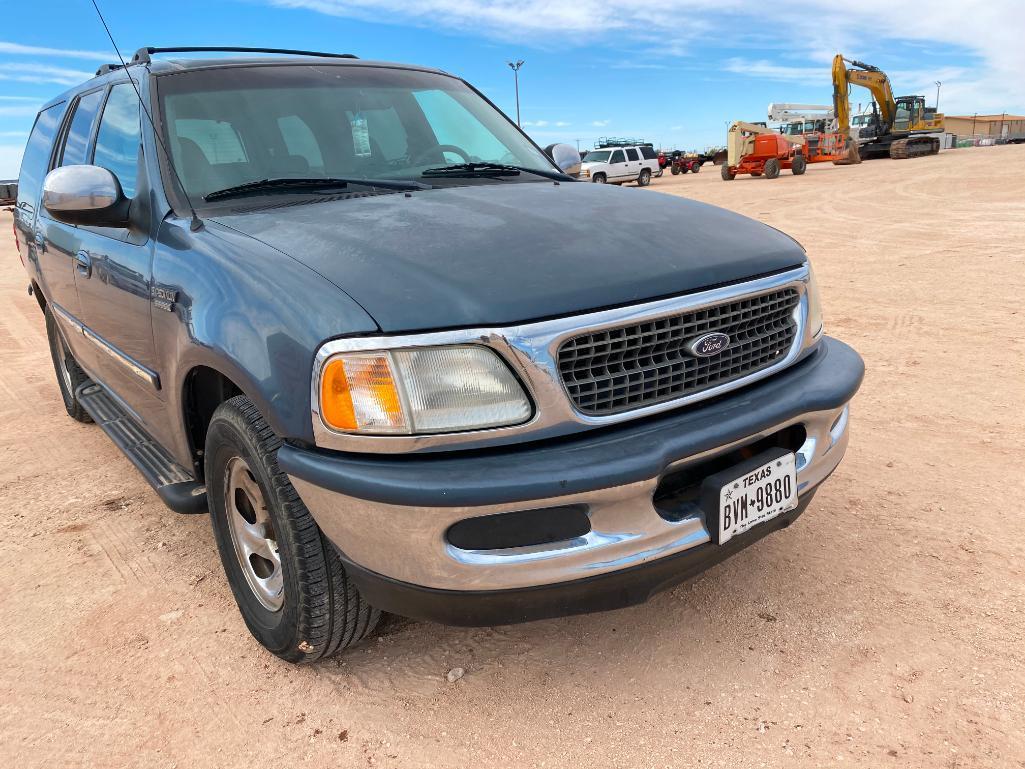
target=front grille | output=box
[558,288,800,416]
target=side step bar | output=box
[76,382,207,514]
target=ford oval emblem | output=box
[686,332,730,357]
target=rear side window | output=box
[625,148,639,161]
[17,102,66,209]
[175,119,248,164]
[60,89,105,167]
[640,146,657,160]
[93,83,142,198]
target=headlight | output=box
[581,168,590,177]
[806,262,824,339]
[319,345,532,435]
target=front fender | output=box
[151,218,379,467]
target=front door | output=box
[46,81,163,430]
[608,149,628,180]
[74,82,163,428]
[38,87,106,370]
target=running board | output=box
[76,382,208,514]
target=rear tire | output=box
[206,395,380,662]
[671,164,681,175]
[791,155,807,175]
[637,168,651,187]
[691,161,701,173]
[45,306,92,423]
[764,158,781,179]
[721,164,736,181]
[592,173,607,184]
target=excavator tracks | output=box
[889,136,941,159]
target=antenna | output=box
[89,0,204,231]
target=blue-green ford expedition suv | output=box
[13,46,864,662]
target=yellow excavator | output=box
[832,55,945,159]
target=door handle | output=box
[75,250,92,278]
[34,232,44,252]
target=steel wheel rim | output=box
[224,456,283,611]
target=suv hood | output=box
[210,182,805,333]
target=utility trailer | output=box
[0,180,16,206]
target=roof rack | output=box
[95,63,125,77]
[595,136,653,149]
[130,46,359,64]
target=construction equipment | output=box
[832,55,944,159]
[767,103,836,134]
[721,122,806,180]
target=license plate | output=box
[713,451,798,545]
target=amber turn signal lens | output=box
[320,354,407,433]
[320,358,357,430]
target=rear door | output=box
[624,147,641,179]
[15,102,71,312]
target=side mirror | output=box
[544,143,582,178]
[42,165,129,227]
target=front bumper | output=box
[280,336,863,625]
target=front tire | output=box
[791,155,807,175]
[592,173,607,184]
[637,168,651,186]
[764,158,781,179]
[45,306,92,423]
[206,396,380,662]
[721,164,736,181]
[691,161,701,173]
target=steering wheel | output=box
[411,144,471,165]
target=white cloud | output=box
[555,121,570,127]
[522,119,549,127]
[592,119,610,127]
[0,62,95,86]
[267,0,1025,114]
[0,42,110,61]
[0,144,23,179]
[0,95,43,101]
[0,105,41,117]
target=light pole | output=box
[507,60,524,127]
[935,81,942,111]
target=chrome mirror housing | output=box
[42,165,129,227]
[545,143,582,177]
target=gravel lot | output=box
[1,146,1023,768]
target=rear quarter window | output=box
[640,146,657,160]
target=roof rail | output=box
[130,46,359,64]
[95,63,125,77]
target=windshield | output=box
[155,64,557,202]
[582,150,612,162]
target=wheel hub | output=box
[224,456,283,611]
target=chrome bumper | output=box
[289,402,850,593]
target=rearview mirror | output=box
[544,143,582,177]
[43,165,129,227]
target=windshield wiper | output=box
[421,162,570,181]
[203,176,428,202]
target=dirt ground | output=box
[1,146,1023,769]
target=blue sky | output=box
[2,0,1022,178]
